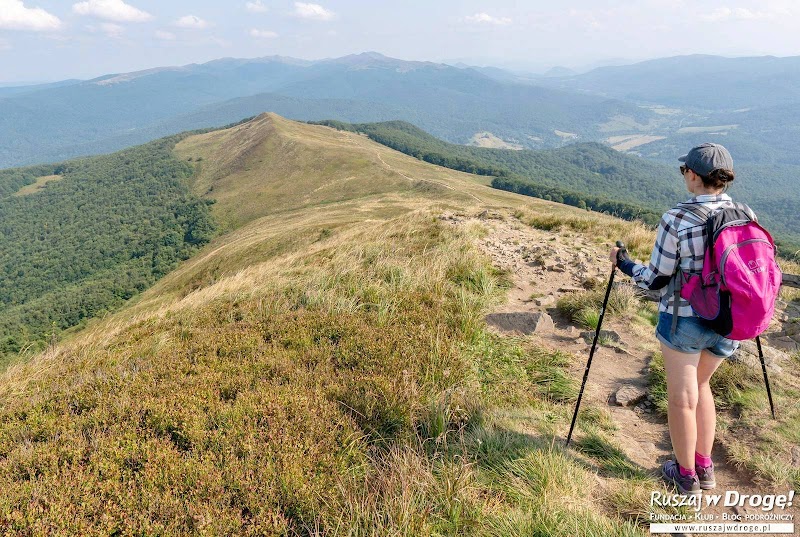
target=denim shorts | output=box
[655,312,739,358]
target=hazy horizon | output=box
[2,0,800,83]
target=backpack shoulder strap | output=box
[677,202,715,226]
[705,205,755,251]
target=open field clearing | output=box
[607,135,667,151]
[11,174,63,197]
[468,132,524,150]
[677,125,739,134]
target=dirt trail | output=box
[342,132,485,203]
[443,210,799,530]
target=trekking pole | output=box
[755,336,776,419]
[566,241,624,447]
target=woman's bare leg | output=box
[661,342,701,470]
[696,350,724,457]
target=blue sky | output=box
[1,0,799,83]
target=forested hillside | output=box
[0,136,216,363]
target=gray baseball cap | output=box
[679,143,733,176]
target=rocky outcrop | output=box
[485,312,554,336]
[614,384,647,407]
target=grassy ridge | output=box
[0,115,675,535]
[0,213,648,535]
[311,119,674,226]
[311,119,800,258]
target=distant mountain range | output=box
[1,52,798,248]
[536,54,800,110]
[0,52,648,169]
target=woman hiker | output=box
[609,143,756,496]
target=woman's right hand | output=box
[609,247,621,270]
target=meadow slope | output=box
[1,114,797,536]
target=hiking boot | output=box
[661,460,701,496]
[697,462,716,490]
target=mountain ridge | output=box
[0,52,652,169]
[1,113,797,533]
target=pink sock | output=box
[679,464,696,477]
[695,452,712,468]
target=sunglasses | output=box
[679,165,689,175]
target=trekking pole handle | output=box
[612,241,627,272]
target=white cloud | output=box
[701,5,788,22]
[293,2,335,21]
[567,8,602,30]
[174,15,209,29]
[155,30,175,40]
[100,21,123,37]
[210,36,231,48]
[245,1,268,13]
[250,28,278,39]
[72,0,152,23]
[0,0,62,31]
[465,13,512,25]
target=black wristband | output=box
[616,247,631,267]
[617,258,637,277]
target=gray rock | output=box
[485,312,554,336]
[733,340,791,366]
[529,313,555,334]
[786,323,800,337]
[638,442,657,453]
[614,384,648,407]
[730,352,759,369]
[737,339,758,356]
[581,330,622,344]
[534,295,556,307]
[771,337,799,352]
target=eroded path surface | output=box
[442,210,800,529]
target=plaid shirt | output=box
[628,194,756,316]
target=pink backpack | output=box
[678,205,782,341]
